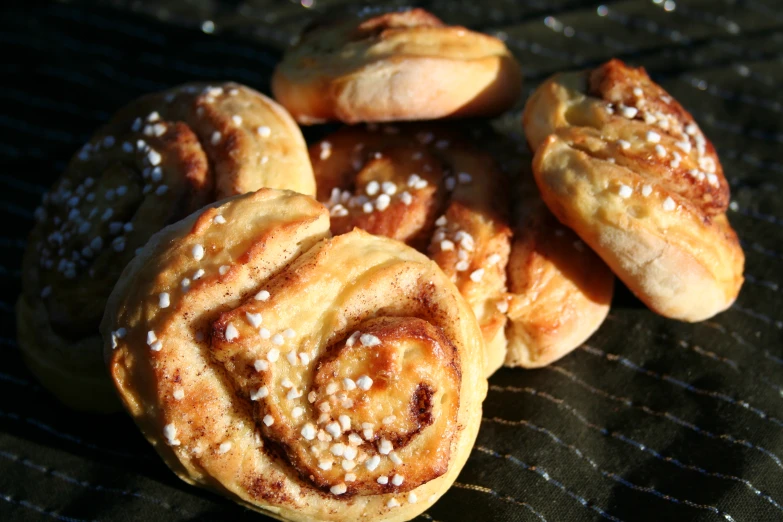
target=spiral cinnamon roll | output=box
[17,82,315,411]
[272,8,522,124]
[310,124,511,376]
[102,189,486,522]
[523,59,744,321]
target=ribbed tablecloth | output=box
[2,1,782,520]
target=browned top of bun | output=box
[310,123,512,374]
[524,59,729,216]
[272,8,521,124]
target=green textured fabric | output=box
[2,1,782,520]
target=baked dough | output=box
[504,172,614,368]
[310,124,511,376]
[17,82,314,411]
[524,60,744,321]
[101,189,486,522]
[106,82,314,198]
[272,8,522,124]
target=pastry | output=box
[504,173,614,368]
[310,124,511,375]
[17,82,315,411]
[472,130,614,369]
[523,59,744,321]
[108,82,315,198]
[272,8,522,124]
[102,188,486,522]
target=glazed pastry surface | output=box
[17,82,314,411]
[524,60,744,321]
[102,189,486,522]
[272,8,521,124]
[310,124,511,375]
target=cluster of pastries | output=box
[17,82,314,411]
[16,7,744,522]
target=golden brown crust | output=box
[18,82,315,411]
[102,82,315,198]
[523,60,729,215]
[272,8,522,124]
[310,124,511,376]
[101,189,486,522]
[504,186,614,368]
[532,134,744,322]
[524,59,744,322]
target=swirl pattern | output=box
[102,189,485,522]
[310,123,511,375]
[17,82,314,411]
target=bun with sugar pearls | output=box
[101,188,486,522]
[309,123,511,376]
[16,82,315,411]
[524,59,744,321]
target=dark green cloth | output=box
[2,1,782,520]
